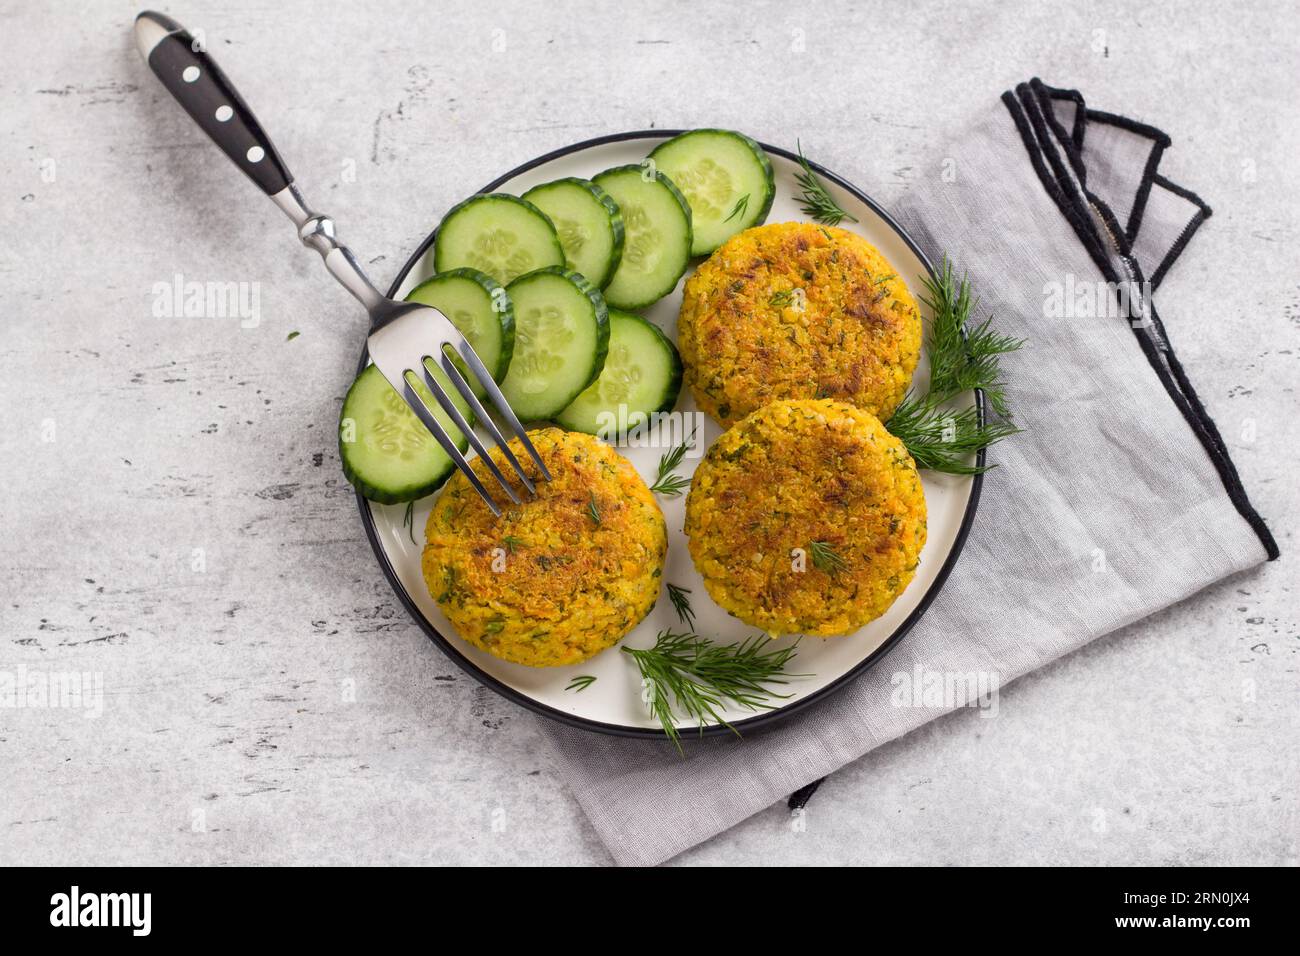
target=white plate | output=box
[357,131,983,738]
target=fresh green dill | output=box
[565,675,597,693]
[794,140,858,226]
[808,539,847,576]
[622,630,805,752]
[649,471,692,497]
[666,583,695,629]
[885,256,1024,473]
[586,492,601,526]
[502,535,524,553]
[402,500,417,545]
[724,193,750,223]
[648,425,696,497]
[885,399,1020,475]
[769,289,795,309]
[918,256,1024,417]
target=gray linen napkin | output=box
[540,79,1279,867]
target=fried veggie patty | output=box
[685,399,926,636]
[678,221,922,427]
[423,428,666,667]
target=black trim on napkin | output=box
[1146,174,1212,290]
[787,777,824,811]
[1002,79,1279,561]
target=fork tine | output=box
[416,364,522,506]
[436,348,537,497]
[396,376,502,517]
[453,338,553,482]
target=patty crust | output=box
[678,221,922,427]
[423,428,666,667]
[684,399,926,636]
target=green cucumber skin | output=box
[338,365,468,505]
[591,164,693,312]
[648,129,775,255]
[521,177,625,290]
[504,266,611,420]
[341,444,446,505]
[432,193,564,281]
[404,267,516,383]
[637,316,684,416]
[555,310,683,435]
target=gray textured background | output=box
[1,0,1295,866]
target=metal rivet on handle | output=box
[182,65,200,82]
[246,146,265,163]
[215,105,233,122]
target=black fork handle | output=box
[134,11,386,314]
[134,10,292,196]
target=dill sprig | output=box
[886,400,1020,475]
[402,501,417,545]
[648,470,691,498]
[586,492,602,526]
[666,583,695,629]
[565,675,596,693]
[622,630,804,752]
[648,426,696,497]
[807,540,847,576]
[886,256,1023,474]
[918,257,1024,417]
[794,140,858,226]
[502,535,524,554]
[724,193,749,223]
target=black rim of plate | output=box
[355,129,986,740]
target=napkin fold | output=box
[540,79,1278,866]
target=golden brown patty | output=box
[423,428,666,667]
[685,399,926,636]
[678,221,922,427]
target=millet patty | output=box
[423,428,666,667]
[678,221,922,427]
[684,399,926,636]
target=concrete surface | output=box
[0,0,1295,866]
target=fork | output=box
[134,11,550,516]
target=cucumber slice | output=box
[501,267,609,421]
[649,129,775,255]
[340,364,469,504]
[405,268,514,397]
[556,309,682,437]
[521,178,624,289]
[433,193,564,285]
[591,165,692,312]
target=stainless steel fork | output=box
[134,10,550,516]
